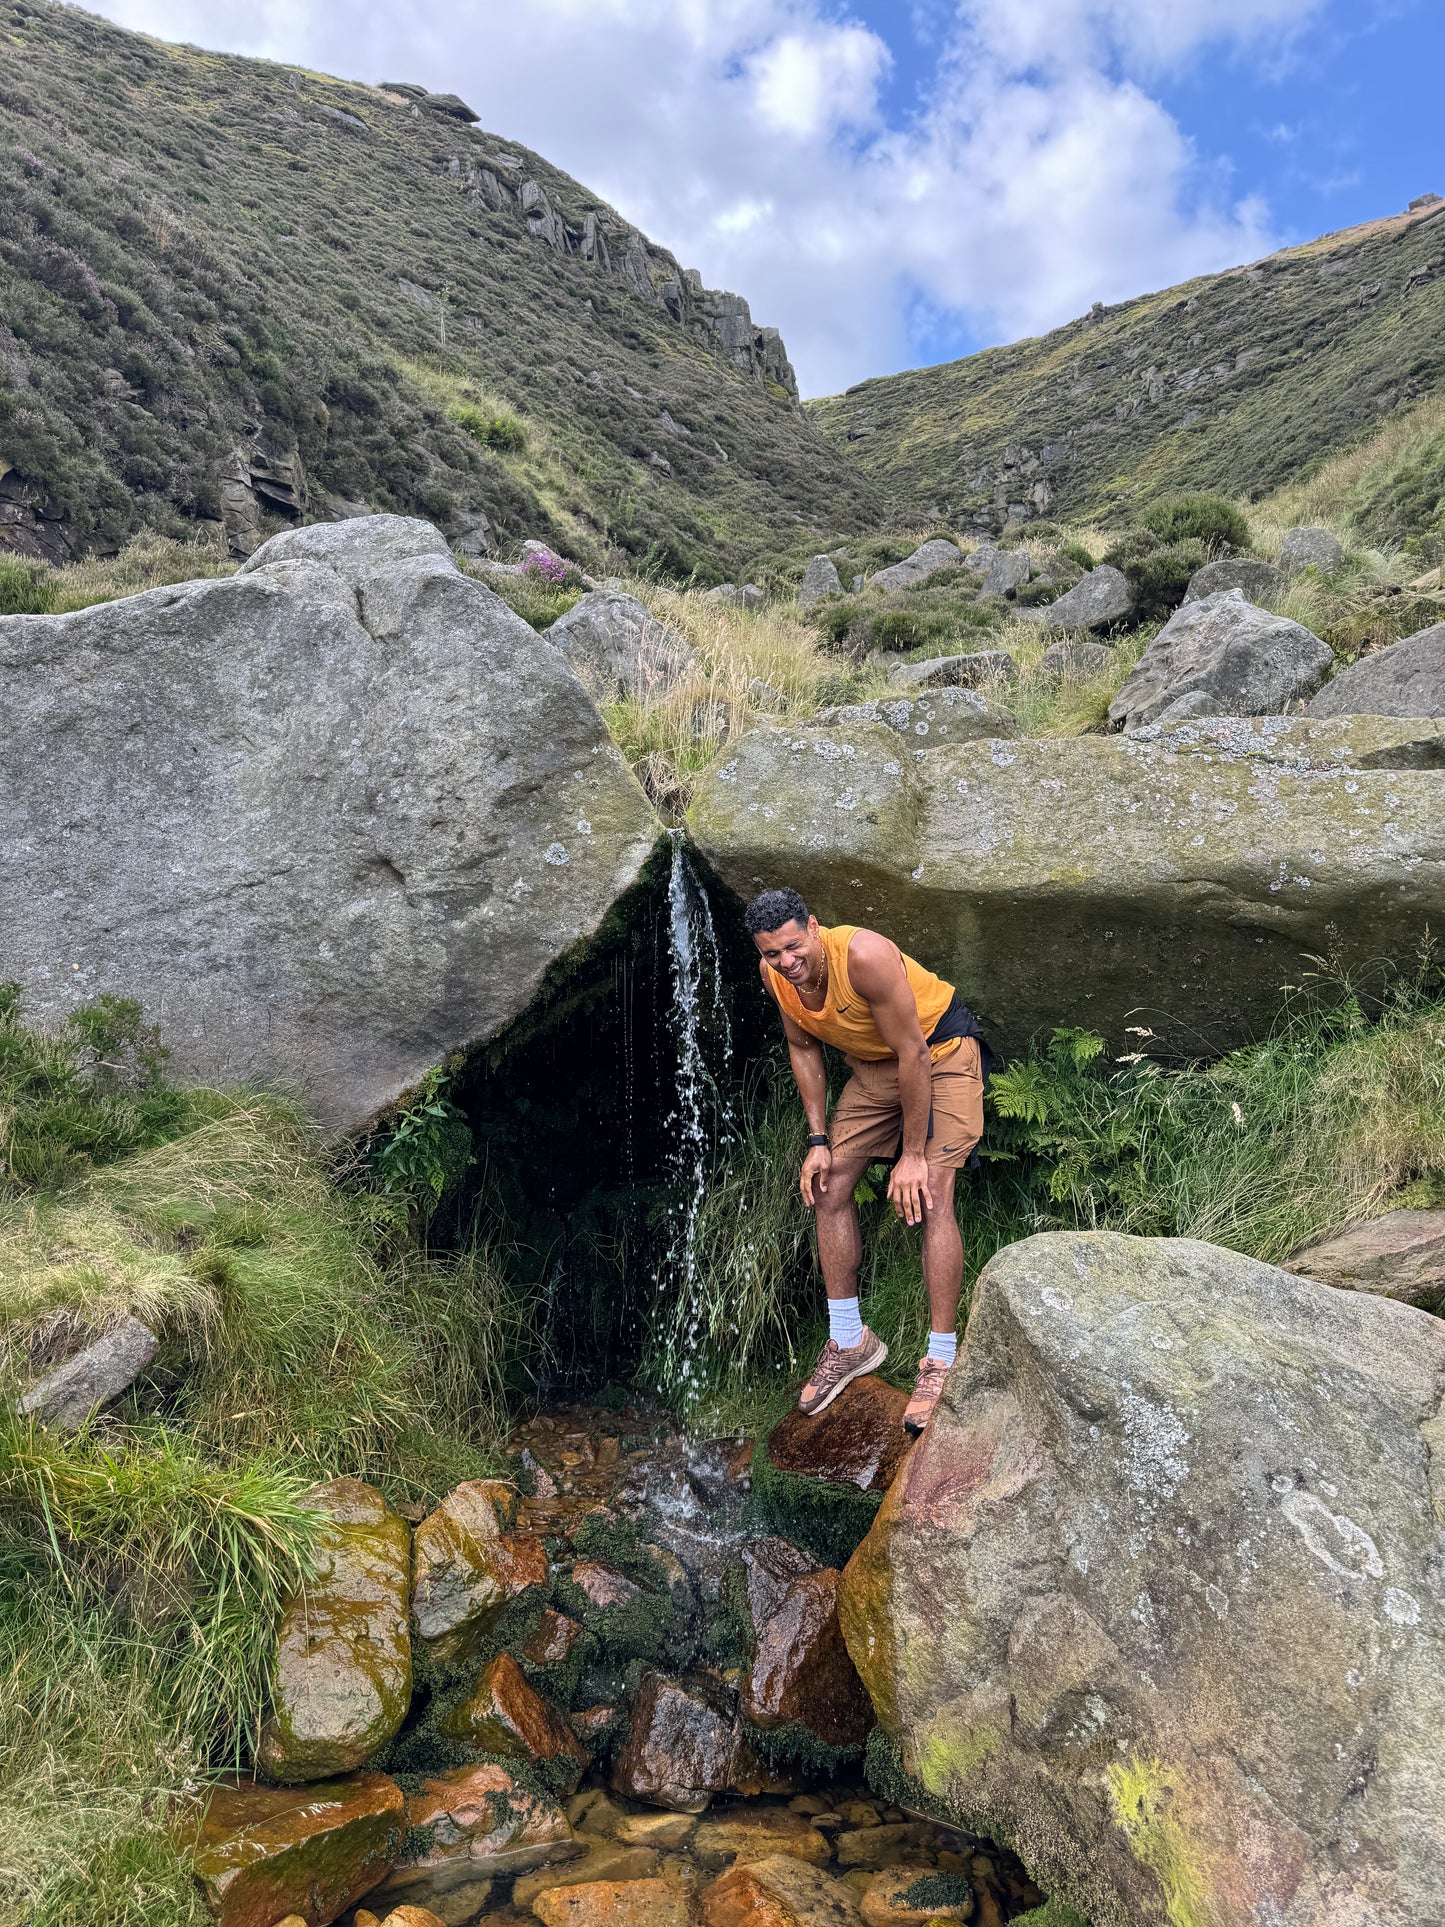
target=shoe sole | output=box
[799,1339,889,1417]
[902,1408,931,1436]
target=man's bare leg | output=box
[811,1156,870,1298]
[905,1165,962,1434]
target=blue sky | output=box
[91,0,1444,395]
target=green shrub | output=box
[812,599,860,651]
[1100,530,1206,623]
[868,610,924,651]
[0,556,57,615]
[452,404,528,455]
[1140,491,1250,554]
[1060,539,1096,571]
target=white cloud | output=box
[86,0,1327,394]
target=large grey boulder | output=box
[1288,1209,1445,1313]
[1307,620,1445,717]
[705,582,765,612]
[690,712,1445,1056]
[840,1231,1445,1927]
[0,516,660,1130]
[799,555,844,608]
[814,688,1017,746]
[1183,556,1286,605]
[963,544,998,575]
[887,650,1017,692]
[977,549,1031,598]
[545,589,696,701]
[1108,588,1334,730]
[1020,563,1133,630]
[867,539,964,593]
[18,1315,158,1429]
[1280,525,1345,576]
[1038,636,1113,679]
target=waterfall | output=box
[656,829,734,1411]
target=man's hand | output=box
[888,1151,933,1226]
[800,1144,832,1207]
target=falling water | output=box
[656,828,734,1412]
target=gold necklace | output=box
[804,953,829,997]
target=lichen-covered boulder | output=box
[689,713,1445,1056]
[886,651,1017,692]
[839,1231,1445,1927]
[1279,526,1345,576]
[867,541,964,594]
[411,1480,546,1665]
[0,515,660,1131]
[1020,563,1132,630]
[545,589,696,701]
[1287,1208,1445,1313]
[1107,588,1333,730]
[815,690,1017,747]
[192,1773,405,1927]
[1307,620,1445,718]
[369,1762,581,1915]
[258,1478,413,1784]
[1183,556,1286,605]
[17,1314,157,1430]
[800,555,845,607]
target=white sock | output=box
[928,1330,957,1367]
[828,1297,864,1348]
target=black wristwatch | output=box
[806,1134,830,1148]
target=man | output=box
[746,887,989,1435]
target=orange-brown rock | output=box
[512,1844,661,1909]
[257,1479,413,1783]
[702,1854,864,1926]
[739,1538,817,1627]
[860,1866,975,1923]
[531,1875,695,1926]
[377,1908,449,1927]
[369,1760,581,1915]
[569,1559,645,1610]
[412,1480,547,1665]
[693,1806,831,1871]
[741,1569,871,1748]
[439,1652,588,1789]
[572,1704,620,1744]
[610,1670,752,1814]
[192,1772,405,1927]
[766,1378,909,1493]
[524,1608,585,1665]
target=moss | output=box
[748,1439,883,1567]
[742,1716,864,1783]
[1107,1755,1210,1927]
[1011,1904,1093,1927]
[900,1871,974,1912]
[915,1716,1004,1803]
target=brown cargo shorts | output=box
[828,1037,984,1170]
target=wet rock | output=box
[839,1230,1445,1925]
[513,1845,662,1909]
[533,1876,695,1926]
[1018,563,1132,630]
[860,1867,975,1923]
[1307,620,1445,717]
[547,589,697,702]
[800,556,844,608]
[369,1761,580,1914]
[570,1559,646,1610]
[192,1772,405,1927]
[1037,637,1112,681]
[1286,1208,1445,1312]
[868,542,964,594]
[615,1811,698,1848]
[814,691,1016,747]
[694,1806,832,1870]
[412,1481,544,1665]
[835,1826,943,1872]
[702,1853,864,1926]
[258,1479,412,1783]
[611,1670,753,1812]
[0,516,661,1133]
[524,1608,586,1664]
[767,1379,910,1494]
[376,1908,448,1927]
[741,1569,872,1748]
[1183,556,1286,605]
[1107,588,1334,730]
[17,1313,157,1430]
[740,1537,818,1626]
[885,652,1017,693]
[440,1653,589,1789]
[1280,525,1345,576]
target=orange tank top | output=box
[770,924,961,1063]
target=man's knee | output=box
[922,1168,958,1218]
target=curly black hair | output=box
[744,886,811,935]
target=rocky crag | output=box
[0,2,882,576]
[811,199,1445,532]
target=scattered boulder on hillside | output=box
[867,540,965,593]
[191,1773,406,1927]
[1287,1209,1445,1313]
[815,689,1017,746]
[839,1231,1445,1926]
[800,555,845,607]
[369,1763,581,1920]
[1018,563,1133,630]
[1308,620,1445,717]
[258,1478,413,1783]
[963,545,998,575]
[705,582,765,611]
[546,589,696,701]
[17,1314,158,1430]
[976,549,1031,597]
[1107,587,1334,730]
[887,650,1017,691]
[1280,525,1346,576]
[1183,555,1286,604]
[0,515,661,1132]
[689,713,1445,1056]
[1038,636,1113,680]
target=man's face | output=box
[753,915,821,987]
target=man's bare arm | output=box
[847,931,935,1224]
[760,962,832,1203]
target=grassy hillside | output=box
[810,199,1445,534]
[0,1,884,579]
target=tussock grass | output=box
[48,526,236,614]
[1255,393,1445,549]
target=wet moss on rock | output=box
[749,1440,883,1568]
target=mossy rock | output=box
[749,1438,883,1568]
